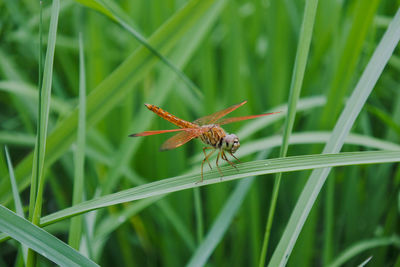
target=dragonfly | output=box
[130,100,280,182]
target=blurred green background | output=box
[0,0,400,266]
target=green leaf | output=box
[36,151,400,227]
[28,0,60,224]
[68,33,87,249]
[327,236,400,267]
[1,151,400,244]
[4,146,27,263]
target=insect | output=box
[130,100,279,182]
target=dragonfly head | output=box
[222,134,240,153]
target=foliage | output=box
[0,0,399,266]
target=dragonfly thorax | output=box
[199,125,241,153]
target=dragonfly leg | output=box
[215,150,224,177]
[222,151,239,171]
[203,147,214,169]
[200,147,215,182]
[229,152,241,163]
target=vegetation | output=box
[0,0,399,266]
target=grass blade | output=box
[29,0,60,224]
[4,146,27,263]
[68,32,86,249]
[0,205,98,266]
[35,151,400,226]
[1,150,400,243]
[327,236,400,267]
[27,0,59,265]
[5,146,24,217]
[259,0,319,264]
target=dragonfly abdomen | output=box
[145,104,196,129]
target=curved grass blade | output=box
[268,8,400,266]
[0,205,99,267]
[191,132,400,164]
[38,151,400,225]
[1,150,400,243]
[327,236,400,267]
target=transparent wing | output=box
[129,128,191,137]
[160,129,204,151]
[193,100,247,125]
[217,111,281,125]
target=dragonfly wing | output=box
[217,111,281,125]
[160,129,202,151]
[193,100,247,125]
[129,128,191,137]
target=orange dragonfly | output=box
[130,100,279,182]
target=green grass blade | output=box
[29,0,60,225]
[4,146,27,263]
[68,33,86,250]
[327,236,400,267]
[192,131,400,164]
[4,146,24,217]
[0,205,99,266]
[0,131,35,147]
[0,151,400,244]
[268,8,400,266]
[37,151,400,227]
[259,0,319,264]
[27,0,59,264]
[278,0,318,157]
[193,188,203,244]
